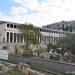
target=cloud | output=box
[11,7,28,15]
[11,0,65,26]
[14,0,40,10]
[1,0,75,26]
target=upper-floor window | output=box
[40,29,42,31]
[47,30,49,32]
[54,31,55,33]
[7,24,17,28]
[51,31,53,33]
[14,25,17,28]
[49,30,51,33]
[56,31,58,34]
[10,24,13,28]
[7,24,9,27]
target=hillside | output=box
[43,21,75,31]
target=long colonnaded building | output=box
[0,21,66,53]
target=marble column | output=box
[9,32,10,43]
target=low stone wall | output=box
[38,58,75,73]
[0,61,45,75]
[8,54,75,74]
[24,69,45,75]
[16,63,45,75]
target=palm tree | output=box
[18,23,41,51]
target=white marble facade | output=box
[0,21,65,53]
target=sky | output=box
[0,0,75,27]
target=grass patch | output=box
[1,69,25,75]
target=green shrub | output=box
[22,50,33,57]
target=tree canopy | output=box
[47,43,56,52]
[18,23,41,50]
[57,33,75,55]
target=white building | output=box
[0,21,21,53]
[0,21,65,53]
[38,27,65,45]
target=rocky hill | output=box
[43,21,75,31]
